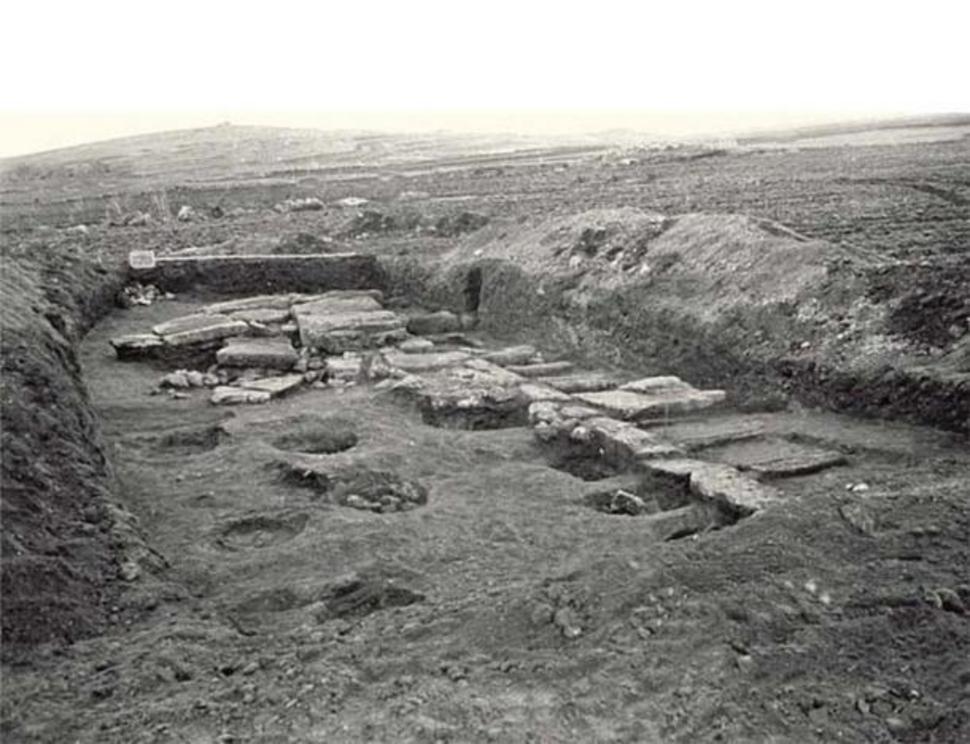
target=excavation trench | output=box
[7,249,968,676]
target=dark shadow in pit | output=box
[464,266,483,313]
[583,471,744,541]
[315,570,425,621]
[214,511,310,551]
[546,443,624,481]
[274,461,428,513]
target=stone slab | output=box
[505,361,575,378]
[216,338,298,369]
[161,319,250,347]
[384,350,471,373]
[461,358,525,385]
[661,417,766,451]
[576,389,726,421]
[707,438,847,478]
[642,458,779,515]
[205,294,298,314]
[229,308,292,324]
[482,345,538,367]
[240,374,305,398]
[582,417,683,462]
[292,294,383,316]
[536,373,620,393]
[619,376,695,394]
[297,310,406,349]
[211,386,272,405]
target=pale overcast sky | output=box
[2,0,968,157]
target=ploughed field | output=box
[3,285,969,743]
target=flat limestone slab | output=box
[384,350,470,373]
[661,417,766,451]
[576,389,726,421]
[707,438,847,478]
[163,316,249,346]
[505,361,575,378]
[292,294,383,316]
[216,338,298,369]
[461,358,525,385]
[240,374,305,398]
[229,307,292,324]
[211,386,272,405]
[536,373,620,393]
[581,417,683,462]
[205,294,299,314]
[642,458,779,515]
[398,338,435,353]
[297,310,407,349]
[619,376,694,394]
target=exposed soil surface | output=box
[3,294,969,743]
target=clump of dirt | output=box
[275,462,428,512]
[432,211,489,237]
[272,418,359,454]
[155,424,229,455]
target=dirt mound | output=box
[393,208,969,434]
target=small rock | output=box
[119,560,141,581]
[185,370,206,387]
[935,588,966,614]
[160,370,190,389]
[553,607,583,639]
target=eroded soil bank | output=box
[2,275,969,743]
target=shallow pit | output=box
[276,462,429,513]
[214,511,310,551]
[272,419,359,455]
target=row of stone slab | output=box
[111,289,480,360]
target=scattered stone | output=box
[407,311,461,335]
[216,338,299,370]
[839,501,878,536]
[160,371,191,389]
[176,205,198,222]
[185,370,206,387]
[584,417,683,462]
[274,197,325,213]
[325,354,363,383]
[585,489,652,515]
[211,387,273,405]
[118,283,164,308]
[647,504,724,540]
[111,334,165,360]
[398,337,436,354]
[505,361,575,378]
[483,345,539,367]
[336,196,369,208]
[553,607,583,639]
